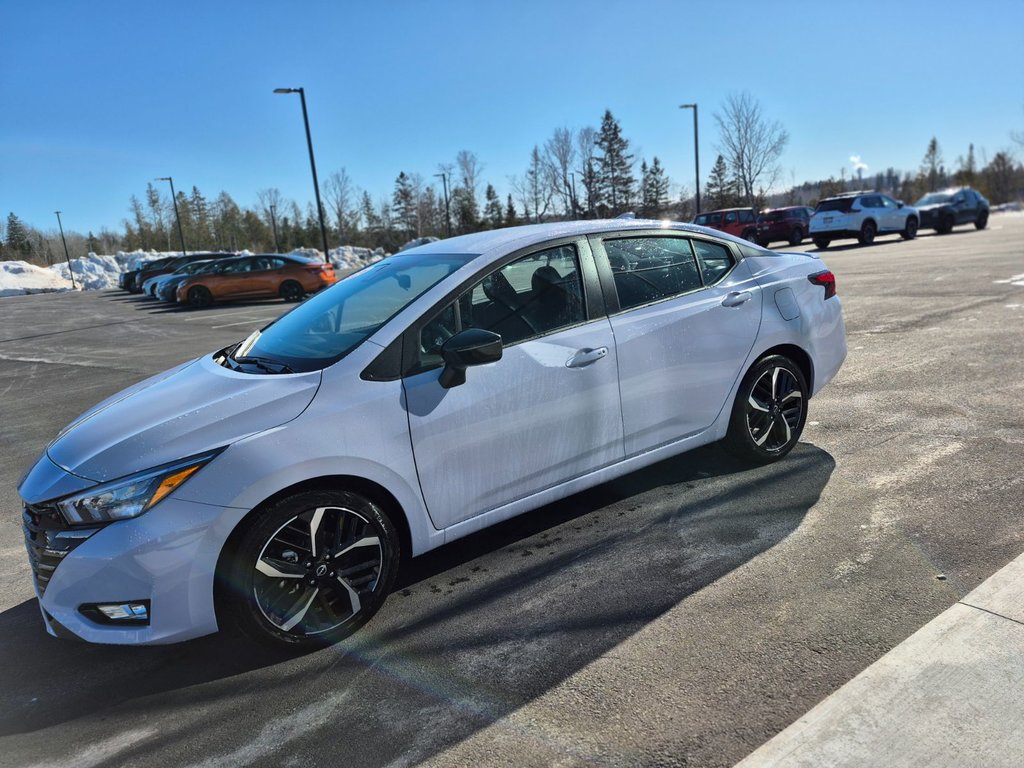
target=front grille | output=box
[22,503,95,596]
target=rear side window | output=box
[739,210,755,223]
[691,240,734,285]
[724,212,738,224]
[816,198,854,213]
[605,237,703,311]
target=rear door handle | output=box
[566,347,608,368]
[721,291,752,307]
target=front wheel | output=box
[724,355,808,464]
[789,227,803,246]
[975,211,989,230]
[936,213,954,234]
[901,216,918,240]
[279,280,305,302]
[220,490,400,649]
[858,220,876,245]
[743,229,758,243]
[187,285,213,308]
[812,237,831,250]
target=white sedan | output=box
[18,219,846,648]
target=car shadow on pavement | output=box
[0,442,835,764]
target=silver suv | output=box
[810,191,919,249]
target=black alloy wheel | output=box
[279,280,305,302]
[975,211,989,230]
[789,227,803,246]
[221,490,400,649]
[188,285,213,308]
[902,216,919,240]
[724,355,808,464]
[858,220,877,245]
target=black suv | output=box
[913,188,989,234]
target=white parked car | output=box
[18,220,846,648]
[810,191,919,249]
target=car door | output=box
[590,233,762,456]
[952,191,972,224]
[876,195,899,231]
[403,239,624,529]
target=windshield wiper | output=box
[231,355,295,374]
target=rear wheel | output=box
[975,211,989,230]
[187,285,213,308]
[743,229,758,243]
[901,216,918,240]
[788,227,803,246]
[724,355,808,465]
[757,237,771,248]
[858,220,876,245]
[936,213,954,234]
[279,280,304,302]
[812,237,831,250]
[220,490,400,650]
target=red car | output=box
[692,208,759,241]
[756,206,814,247]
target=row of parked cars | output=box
[119,252,338,306]
[693,186,991,249]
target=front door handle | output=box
[721,291,752,307]
[566,347,608,368]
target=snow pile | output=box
[398,236,439,252]
[50,253,122,291]
[289,246,387,272]
[0,261,74,297]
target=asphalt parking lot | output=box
[1,216,1022,768]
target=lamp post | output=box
[156,176,188,259]
[274,87,330,263]
[269,204,281,252]
[54,211,76,289]
[433,171,451,237]
[679,103,701,215]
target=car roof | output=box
[406,219,758,258]
[698,207,754,213]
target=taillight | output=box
[808,270,836,299]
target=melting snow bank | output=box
[50,254,123,291]
[289,245,389,271]
[0,261,76,297]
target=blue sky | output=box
[3,0,1023,235]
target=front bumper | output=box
[25,496,239,645]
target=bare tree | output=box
[576,125,599,216]
[543,127,576,216]
[324,169,357,241]
[455,150,483,203]
[714,92,789,205]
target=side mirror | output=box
[897,200,904,208]
[438,328,503,389]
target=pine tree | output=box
[955,144,977,187]
[190,186,211,249]
[595,110,635,214]
[392,172,417,235]
[505,194,517,226]
[86,231,100,255]
[640,157,669,217]
[5,212,32,257]
[484,184,503,229]
[360,191,380,235]
[920,137,944,192]
[451,186,479,234]
[705,155,740,210]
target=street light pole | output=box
[434,172,451,237]
[156,176,188,259]
[269,204,281,252]
[274,87,330,263]
[679,103,701,215]
[54,211,76,289]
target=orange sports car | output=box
[176,254,336,307]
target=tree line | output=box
[3,95,1023,265]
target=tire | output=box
[279,280,305,302]
[812,237,831,250]
[857,220,876,245]
[936,213,954,234]
[975,211,989,230]
[724,355,808,465]
[187,285,213,308]
[219,490,400,650]
[901,216,918,240]
[743,229,758,243]
[757,237,771,248]
[788,227,803,246]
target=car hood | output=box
[916,203,950,213]
[45,354,322,483]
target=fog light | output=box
[79,600,150,625]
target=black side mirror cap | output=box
[438,328,503,388]
[897,200,904,208]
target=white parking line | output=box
[212,319,269,329]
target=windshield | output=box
[231,252,471,372]
[916,193,953,206]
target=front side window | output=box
[606,237,703,311]
[415,245,585,371]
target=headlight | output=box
[56,451,220,525]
